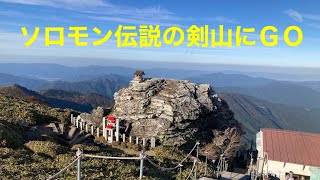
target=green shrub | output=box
[71,144,101,153]
[0,123,24,148]
[25,140,68,158]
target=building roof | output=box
[134,70,145,76]
[261,128,320,167]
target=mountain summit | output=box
[113,78,243,158]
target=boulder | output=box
[113,78,243,159]
[78,106,110,125]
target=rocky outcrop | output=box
[78,106,111,125]
[113,78,243,159]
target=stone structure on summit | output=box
[112,71,243,159]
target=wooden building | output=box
[256,128,320,180]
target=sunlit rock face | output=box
[113,78,243,159]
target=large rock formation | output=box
[78,106,111,125]
[113,78,243,159]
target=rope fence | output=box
[46,141,215,180]
[145,142,200,171]
[145,157,183,171]
[47,156,81,180]
[83,154,141,160]
[185,160,197,180]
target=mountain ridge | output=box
[219,92,320,142]
[0,84,112,112]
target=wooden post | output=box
[204,151,208,176]
[139,151,145,180]
[129,136,132,143]
[115,119,120,142]
[109,129,114,143]
[105,129,108,141]
[151,137,156,148]
[76,118,79,128]
[76,148,82,180]
[195,142,199,179]
[142,138,146,147]
[136,137,139,145]
[80,121,83,131]
[123,134,126,142]
[96,127,100,137]
[102,117,106,138]
[91,125,94,135]
[71,114,73,125]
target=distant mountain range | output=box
[1,62,320,80]
[188,72,276,88]
[0,85,113,112]
[1,63,320,142]
[189,73,320,108]
[45,75,130,99]
[0,63,210,82]
[0,63,134,81]
[297,81,320,92]
[2,65,320,109]
[2,83,319,144]
[219,93,320,142]
[217,82,320,108]
[0,73,49,89]
[0,73,130,99]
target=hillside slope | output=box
[47,75,130,99]
[188,73,275,88]
[219,93,320,142]
[0,93,72,126]
[38,89,113,110]
[0,73,49,89]
[189,73,320,108]
[0,89,216,179]
[0,73,130,99]
[218,82,320,108]
[0,85,112,112]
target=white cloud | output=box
[0,0,236,27]
[0,0,173,20]
[0,0,112,10]
[88,15,186,27]
[284,9,303,22]
[211,16,238,24]
[304,14,320,21]
[0,9,24,17]
[0,0,186,26]
[284,9,320,30]
[284,9,320,22]
[308,23,320,29]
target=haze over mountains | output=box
[1,63,320,141]
[219,93,320,142]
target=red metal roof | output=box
[261,128,320,167]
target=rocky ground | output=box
[113,78,243,159]
[0,93,215,179]
[0,77,245,179]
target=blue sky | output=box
[0,0,320,67]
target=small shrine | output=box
[103,115,120,143]
[134,70,145,80]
